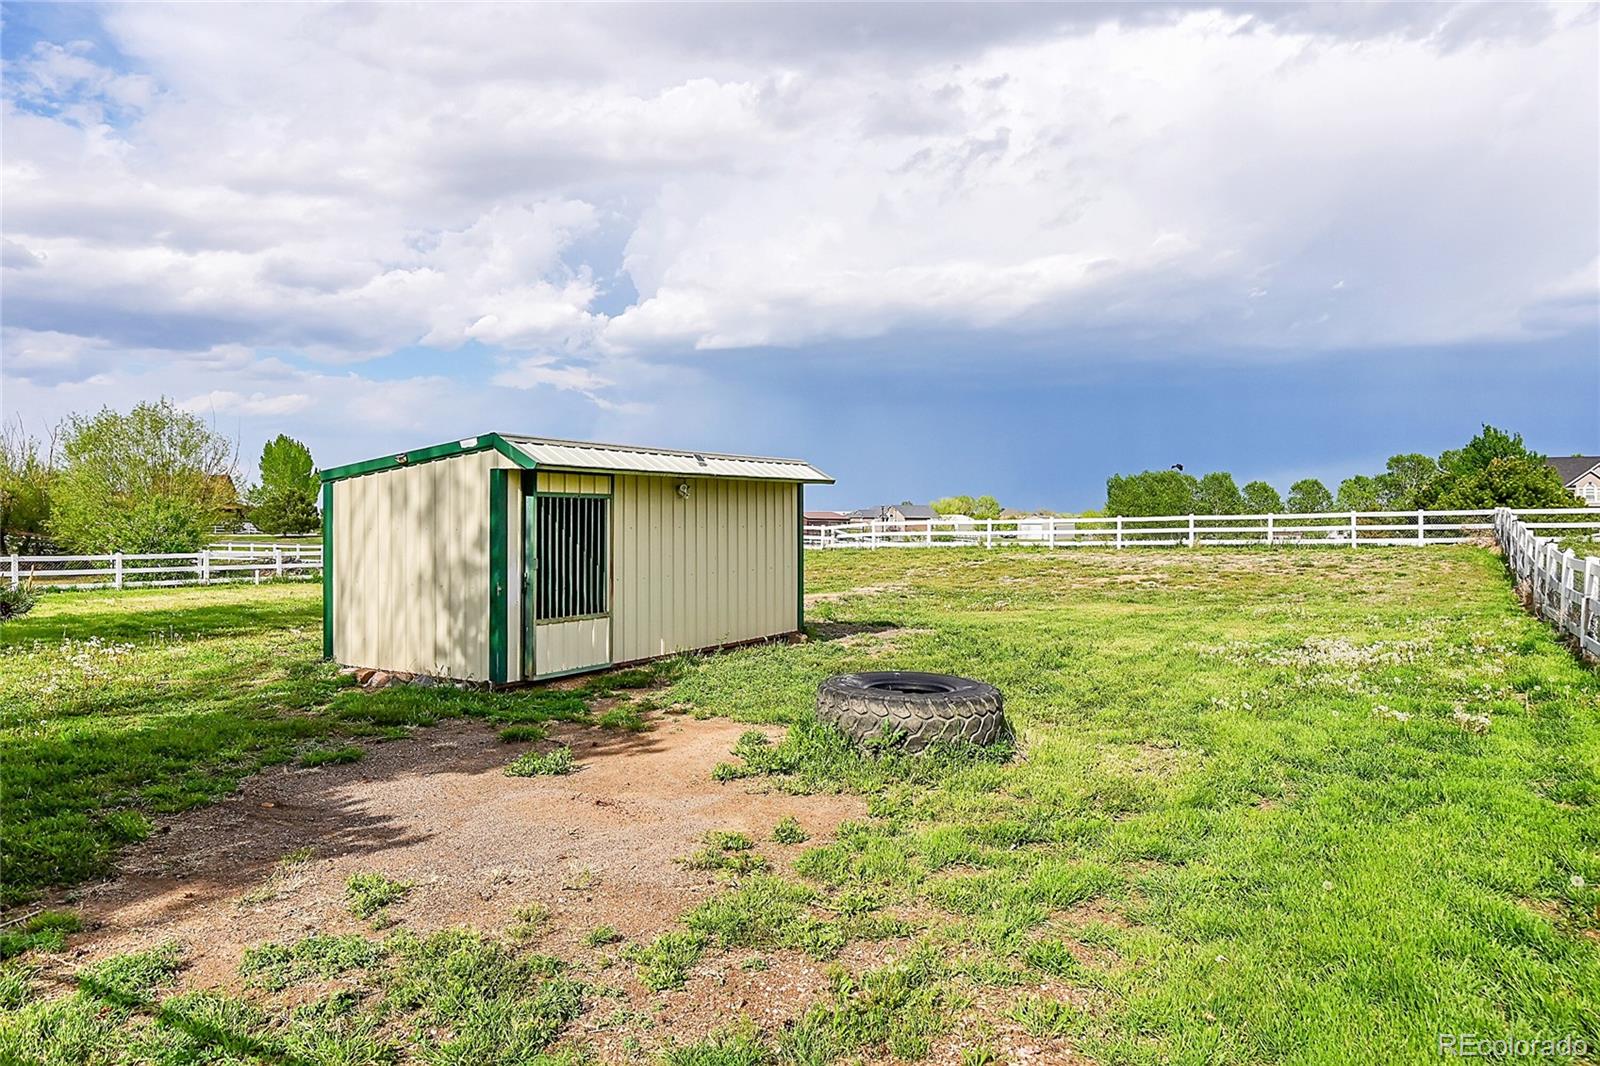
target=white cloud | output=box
[0,0,1594,422]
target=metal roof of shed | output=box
[320,432,832,484]
[501,435,833,483]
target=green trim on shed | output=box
[320,432,535,484]
[796,483,805,634]
[489,468,510,685]
[322,481,334,659]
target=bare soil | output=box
[46,714,865,1005]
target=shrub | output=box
[0,582,38,622]
[344,873,410,920]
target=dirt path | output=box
[51,714,866,995]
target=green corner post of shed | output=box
[797,483,805,634]
[321,480,334,659]
[488,467,510,685]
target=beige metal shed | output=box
[319,433,832,684]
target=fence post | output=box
[1560,550,1576,635]
[1265,514,1273,546]
[1188,514,1196,548]
[1349,512,1358,547]
[1115,516,1124,550]
[114,552,124,589]
[1580,556,1594,647]
[274,546,284,578]
[926,523,933,546]
[986,519,994,550]
[8,554,17,589]
[200,550,210,585]
[1417,510,1425,545]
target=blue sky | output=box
[2,2,1596,511]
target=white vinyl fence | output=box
[805,509,1600,549]
[1494,508,1600,659]
[6,544,323,591]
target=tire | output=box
[816,671,1006,752]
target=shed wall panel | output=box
[611,475,797,663]
[332,450,520,680]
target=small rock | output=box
[355,668,376,684]
[413,675,440,688]
[338,666,359,677]
[366,671,394,690]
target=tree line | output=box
[0,399,322,555]
[1103,425,1581,517]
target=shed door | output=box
[526,490,611,678]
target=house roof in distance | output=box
[1547,455,1600,485]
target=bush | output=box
[0,582,38,622]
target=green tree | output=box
[0,420,54,554]
[1286,478,1334,513]
[1438,424,1530,478]
[1105,470,1200,516]
[1195,472,1244,515]
[930,495,975,517]
[1241,480,1283,514]
[1377,453,1439,509]
[1431,456,1577,509]
[50,399,235,553]
[1336,474,1383,511]
[247,434,321,534]
[969,494,1002,520]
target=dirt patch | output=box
[46,716,865,994]
[808,622,933,655]
[804,583,906,605]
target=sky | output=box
[1,1,1596,511]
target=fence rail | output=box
[804,509,1600,549]
[7,546,323,590]
[1493,508,1600,660]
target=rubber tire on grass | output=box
[816,671,1006,753]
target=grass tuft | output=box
[506,747,576,777]
[344,872,411,920]
[298,744,364,768]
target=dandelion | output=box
[1572,875,1586,890]
[1322,881,1334,892]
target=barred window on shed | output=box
[536,495,609,621]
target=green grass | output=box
[344,872,410,920]
[772,815,809,844]
[0,911,82,960]
[3,547,1599,1064]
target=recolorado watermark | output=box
[1438,1033,1590,1059]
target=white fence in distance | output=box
[804,509,1600,549]
[7,545,323,591]
[1494,508,1600,659]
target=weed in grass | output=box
[298,744,364,768]
[658,1022,773,1065]
[584,925,623,947]
[627,930,707,991]
[740,956,769,972]
[0,963,35,1009]
[344,872,411,920]
[781,945,961,1063]
[239,933,385,991]
[1022,939,1088,981]
[507,746,577,776]
[281,845,315,864]
[500,723,549,743]
[771,816,809,845]
[510,903,552,943]
[1009,994,1077,1038]
[76,941,184,1004]
[0,910,82,959]
[596,704,649,731]
[960,1046,1001,1066]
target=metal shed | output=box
[319,433,833,683]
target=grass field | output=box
[2,546,1598,1064]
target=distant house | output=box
[848,501,936,524]
[1548,455,1600,506]
[803,510,850,529]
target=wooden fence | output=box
[804,509,1600,549]
[6,545,323,590]
[1494,508,1600,659]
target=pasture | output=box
[1,546,1597,1064]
